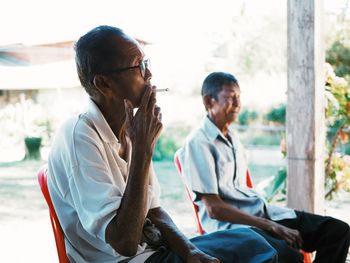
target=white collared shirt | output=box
[48,98,160,262]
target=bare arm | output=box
[105,149,152,256]
[105,86,162,256]
[148,207,220,263]
[201,194,303,248]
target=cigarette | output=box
[155,88,169,92]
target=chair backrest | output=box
[246,169,254,189]
[174,151,205,235]
[173,149,312,263]
[37,165,70,263]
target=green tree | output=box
[152,125,191,161]
[326,41,350,81]
[265,104,286,125]
[238,108,258,125]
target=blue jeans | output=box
[145,228,277,263]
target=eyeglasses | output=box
[104,59,151,78]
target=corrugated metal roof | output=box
[0,42,75,66]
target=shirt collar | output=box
[201,115,235,143]
[85,98,119,143]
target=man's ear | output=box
[203,95,213,110]
[93,75,112,96]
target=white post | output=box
[287,0,325,214]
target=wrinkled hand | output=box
[268,222,303,249]
[186,249,220,263]
[124,86,163,151]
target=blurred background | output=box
[1,0,350,261]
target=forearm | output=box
[148,207,197,261]
[209,201,303,247]
[106,147,153,255]
[210,203,272,231]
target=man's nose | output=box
[144,67,152,81]
[233,99,240,107]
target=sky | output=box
[1,0,244,45]
[1,0,346,44]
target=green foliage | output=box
[24,136,42,160]
[265,104,286,125]
[326,41,350,81]
[326,153,350,199]
[344,144,350,156]
[238,108,258,125]
[263,167,287,202]
[153,135,178,161]
[326,119,344,142]
[324,62,350,198]
[263,63,350,202]
[247,134,282,146]
[248,164,281,185]
[325,63,350,125]
[152,125,191,161]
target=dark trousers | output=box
[274,211,350,263]
[252,211,350,263]
[145,228,277,263]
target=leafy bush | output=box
[265,63,350,201]
[153,135,178,161]
[265,104,286,125]
[326,41,350,81]
[152,125,191,161]
[258,167,287,203]
[238,108,258,125]
[326,153,350,197]
[324,62,350,198]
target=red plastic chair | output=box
[174,150,312,263]
[37,165,70,263]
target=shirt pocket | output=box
[218,161,235,186]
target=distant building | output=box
[0,38,149,106]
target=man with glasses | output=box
[47,25,278,262]
[104,58,151,78]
